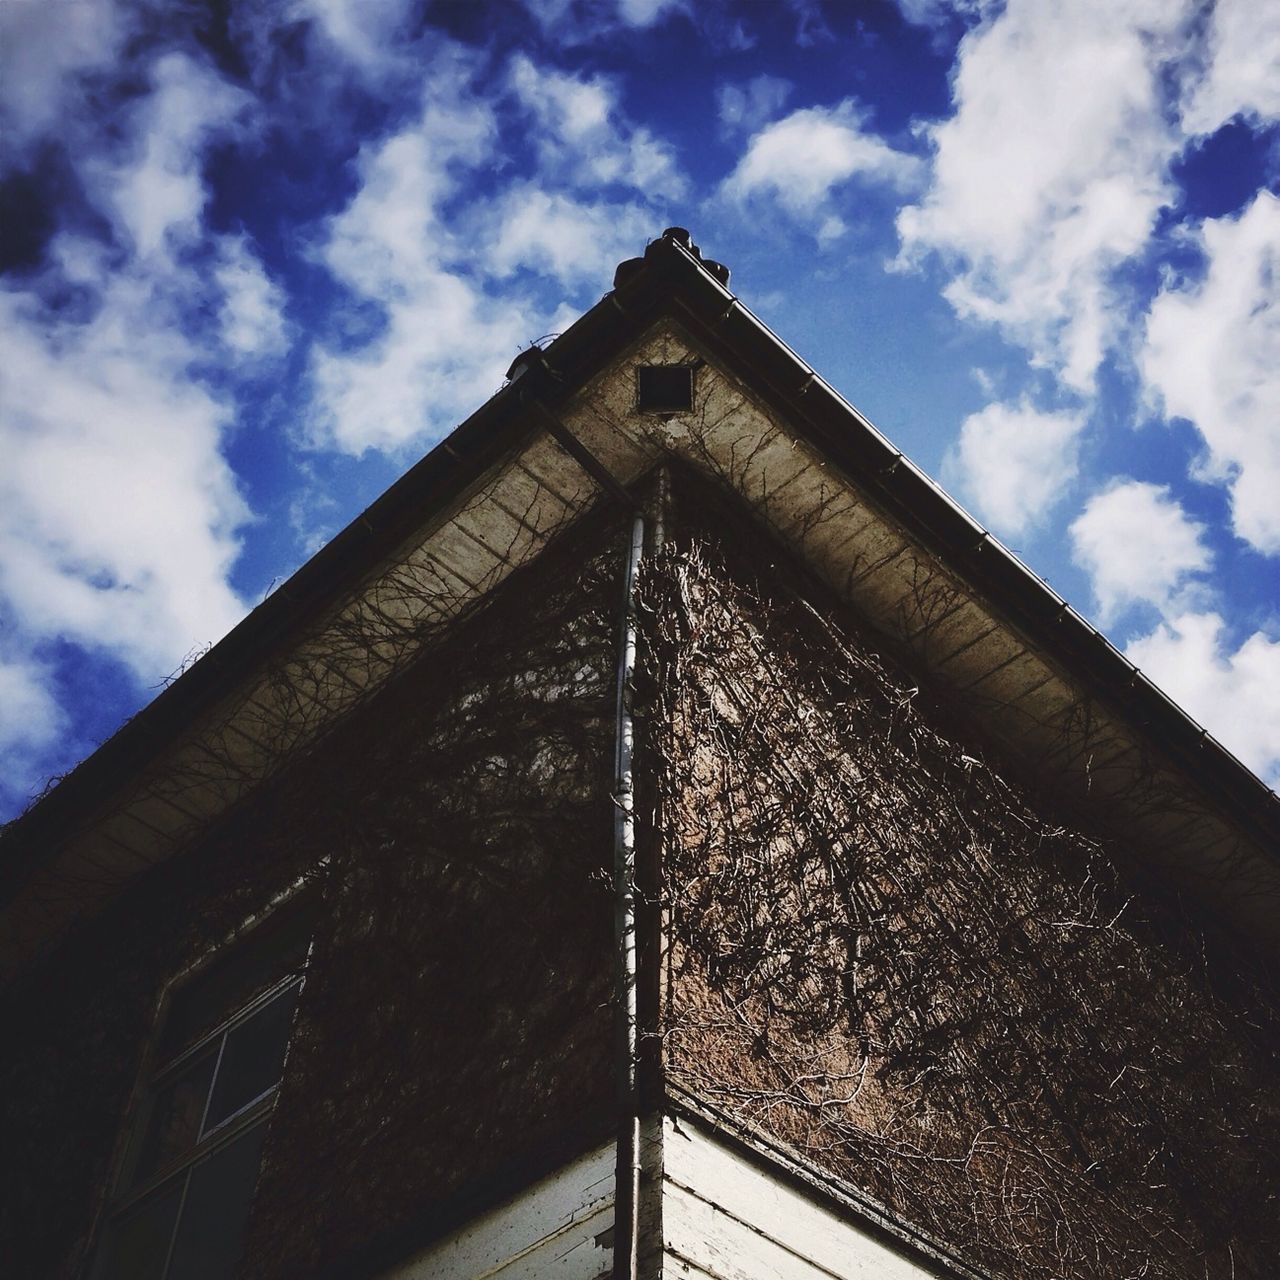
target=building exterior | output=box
[2,228,1278,1280]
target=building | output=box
[2,228,1278,1280]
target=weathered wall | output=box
[645,483,1280,1280]
[0,506,623,1280]
[242,508,622,1278]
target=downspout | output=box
[513,351,650,1277]
[613,509,645,1280]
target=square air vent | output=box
[636,364,694,414]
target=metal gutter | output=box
[0,269,667,905]
[638,233,1280,858]
[3,226,1276,922]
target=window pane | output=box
[157,905,311,1062]
[133,1049,218,1185]
[165,1121,268,1280]
[204,983,299,1131]
[98,1176,184,1280]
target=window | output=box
[636,363,695,413]
[94,902,312,1280]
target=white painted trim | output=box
[381,1143,614,1280]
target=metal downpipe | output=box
[613,510,645,1280]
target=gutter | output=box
[4,227,1277,931]
[0,265,669,905]
[634,233,1280,859]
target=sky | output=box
[0,0,1277,819]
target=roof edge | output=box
[3,227,1276,921]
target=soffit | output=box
[3,261,1278,977]
[556,319,1280,950]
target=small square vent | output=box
[636,364,694,414]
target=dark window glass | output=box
[637,364,694,413]
[97,900,312,1280]
[99,1177,184,1280]
[204,983,300,1131]
[132,1049,218,1185]
[165,1122,269,1280]
[158,906,311,1061]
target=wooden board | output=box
[384,1143,614,1280]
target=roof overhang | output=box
[3,230,1277,978]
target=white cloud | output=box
[0,44,271,803]
[1069,480,1211,625]
[893,0,988,27]
[896,0,1190,392]
[944,400,1084,540]
[293,0,422,72]
[85,53,248,262]
[0,651,63,761]
[309,52,685,454]
[722,101,921,242]
[0,0,127,158]
[0,647,65,816]
[523,0,686,41]
[484,186,655,288]
[716,75,792,136]
[1139,192,1280,555]
[215,236,290,360]
[307,88,537,454]
[616,0,685,24]
[1180,0,1280,135]
[0,47,255,674]
[508,55,686,199]
[1127,612,1280,786]
[0,270,249,677]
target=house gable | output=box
[5,230,1276,974]
[3,228,1279,1280]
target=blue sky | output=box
[0,0,1277,818]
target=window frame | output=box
[91,892,313,1280]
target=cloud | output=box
[893,0,987,26]
[1068,480,1211,625]
[306,80,537,454]
[0,48,256,673]
[0,0,128,159]
[308,50,686,454]
[0,650,63,761]
[1180,0,1280,135]
[716,75,793,136]
[782,0,833,45]
[0,41,277,802]
[944,399,1084,540]
[215,235,291,361]
[722,101,921,243]
[896,0,1189,392]
[0,647,65,815]
[0,269,250,677]
[1127,612,1280,786]
[1139,192,1280,555]
[292,0,424,73]
[522,0,687,42]
[86,52,249,262]
[508,55,685,199]
[484,186,656,288]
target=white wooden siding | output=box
[662,1117,949,1280]
[382,1143,614,1280]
